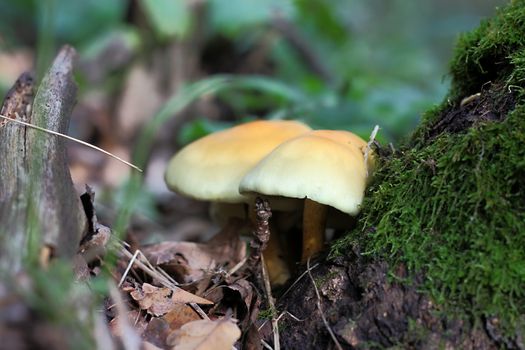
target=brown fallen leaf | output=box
[141,304,202,348]
[142,317,170,349]
[204,279,257,328]
[167,317,241,350]
[163,304,201,332]
[143,220,247,283]
[130,283,213,317]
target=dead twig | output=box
[118,249,140,287]
[256,262,319,334]
[226,256,248,277]
[246,198,280,349]
[261,254,280,350]
[258,311,305,332]
[247,197,272,271]
[276,311,304,323]
[279,261,320,300]
[307,257,343,350]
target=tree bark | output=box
[0,46,87,272]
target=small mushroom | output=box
[239,130,372,262]
[164,120,312,285]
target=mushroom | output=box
[164,120,312,284]
[239,129,372,262]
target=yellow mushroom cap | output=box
[312,129,375,177]
[311,129,368,150]
[239,131,368,215]
[164,120,312,202]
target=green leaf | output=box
[140,0,191,39]
[80,27,141,60]
[209,0,295,35]
[177,118,234,145]
[53,0,126,44]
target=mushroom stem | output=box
[264,229,291,285]
[301,198,327,262]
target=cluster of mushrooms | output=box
[164,120,374,285]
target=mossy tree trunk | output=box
[0,46,87,273]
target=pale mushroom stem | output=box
[301,198,327,262]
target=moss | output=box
[332,0,525,335]
[258,307,277,320]
[448,0,525,100]
[314,269,339,289]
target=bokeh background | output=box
[0,0,506,241]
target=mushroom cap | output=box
[311,129,368,150]
[239,131,368,215]
[312,129,376,175]
[165,120,311,202]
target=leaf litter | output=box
[75,187,279,349]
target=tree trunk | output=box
[0,46,87,272]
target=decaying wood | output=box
[0,46,87,272]
[0,72,34,272]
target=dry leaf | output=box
[130,283,213,317]
[163,304,201,332]
[167,318,241,350]
[144,222,247,283]
[204,279,256,328]
[143,317,170,349]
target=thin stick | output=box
[227,256,248,277]
[280,262,319,300]
[0,114,142,172]
[118,249,140,287]
[276,311,304,323]
[307,257,343,350]
[257,264,317,332]
[261,254,280,350]
[261,339,274,350]
[364,125,379,177]
[189,303,210,321]
[120,248,171,286]
[118,246,210,321]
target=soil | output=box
[272,254,497,350]
[424,82,516,142]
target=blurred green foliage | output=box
[0,0,505,142]
[141,0,192,40]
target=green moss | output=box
[258,307,277,320]
[449,0,525,100]
[314,270,339,289]
[332,0,525,335]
